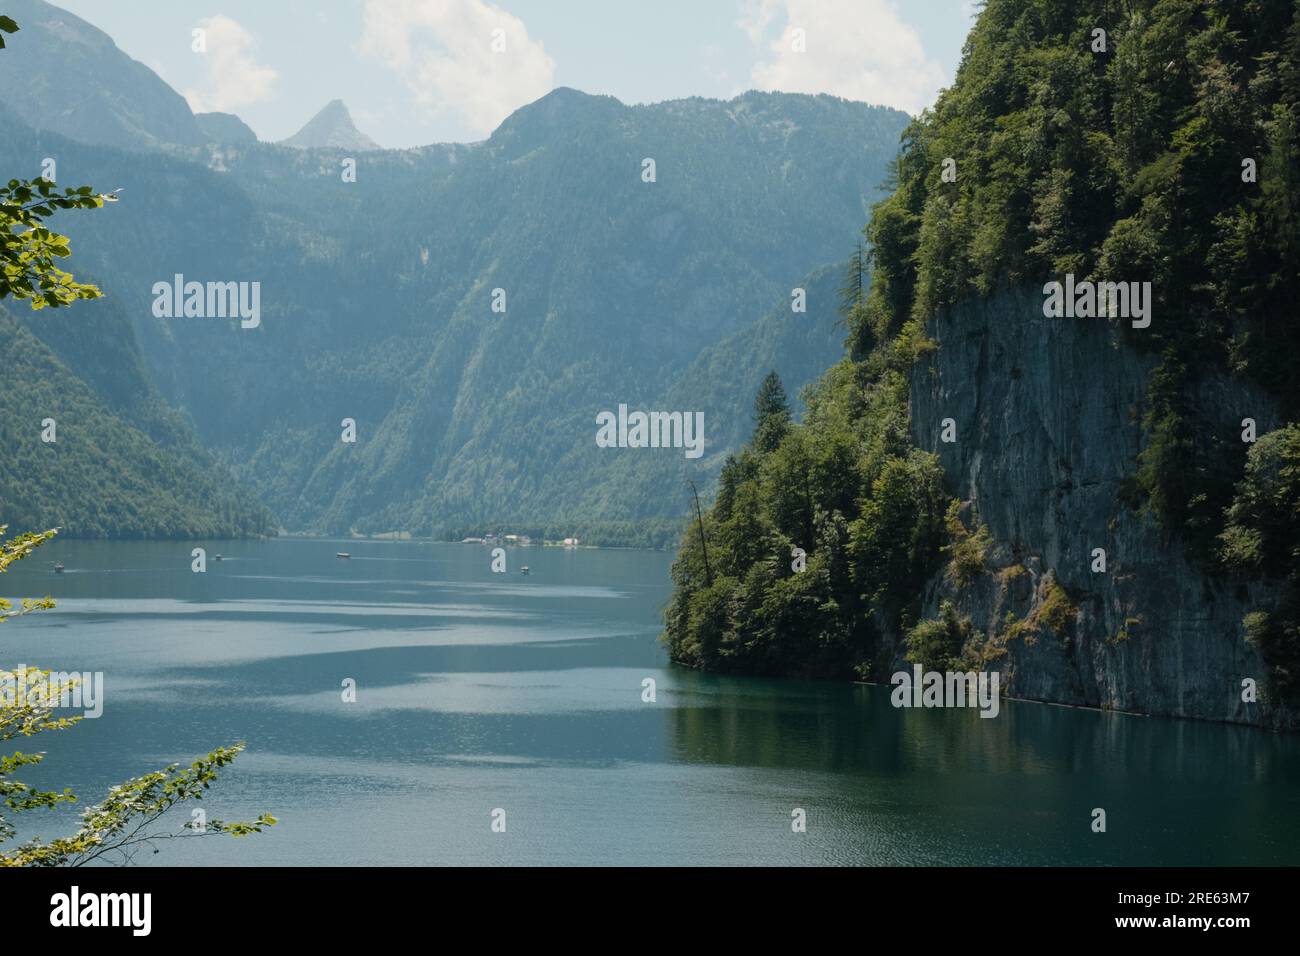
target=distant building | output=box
[563,537,580,547]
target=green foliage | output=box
[1037,578,1079,639]
[663,319,948,677]
[999,564,1028,585]
[848,451,947,614]
[942,500,992,587]
[664,0,1300,687]
[863,0,1300,548]
[1,730,276,866]
[0,524,55,621]
[752,370,792,455]
[0,305,276,538]
[1244,610,1273,649]
[1240,604,1300,699]
[1002,576,1078,648]
[686,0,1300,688]
[1220,424,1300,574]
[1221,425,1300,696]
[0,178,115,307]
[905,601,971,672]
[1111,616,1141,645]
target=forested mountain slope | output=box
[0,0,207,149]
[663,0,1300,728]
[0,299,273,537]
[0,79,910,543]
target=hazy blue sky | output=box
[56,0,979,148]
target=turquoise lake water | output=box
[4,538,1298,865]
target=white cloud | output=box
[737,0,782,45]
[739,0,946,115]
[360,0,556,137]
[183,16,278,113]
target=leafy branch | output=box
[1,178,119,308]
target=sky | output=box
[55,0,980,149]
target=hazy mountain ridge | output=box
[279,88,904,536]
[0,0,207,150]
[0,66,910,541]
[196,112,259,146]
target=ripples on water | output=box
[6,538,1298,865]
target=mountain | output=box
[564,260,853,533]
[0,0,206,149]
[0,68,910,544]
[280,100,380,151]
[0,297,274,538]
[663,0,1300,729]
[196,112,259,146]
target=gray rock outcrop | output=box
[907,285,1294,729]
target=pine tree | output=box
[752,371,791,455]
[839,239,868,312]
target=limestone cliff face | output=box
[906,285,1295,730]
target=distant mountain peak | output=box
[195,111,258,146]
[489,87,626,152]
[280,99,380,151]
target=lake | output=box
[5,538,1299,865]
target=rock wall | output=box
[907,285,1295,729]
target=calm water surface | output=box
[5,538,1299,865]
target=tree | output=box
[0,15,273,867]
[752,370,791,455]
[1,178,115,308]
[1219,424,1300,574]
[905,600,970,672]
[0,527,56,623]
[840,239,868,312]
[1219,424,1300,700]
